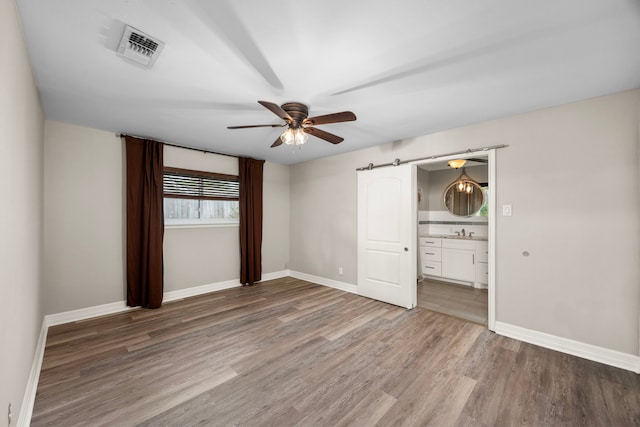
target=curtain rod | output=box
[117,133,238,159]
[355,144,508,171]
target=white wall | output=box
[43,121,290,313]
[290,158,358,284]
[290,89,640,356]
[262,161,290,273]
[0,0,45,424]
[43,122,125,314]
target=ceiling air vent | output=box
[117,25,164,68]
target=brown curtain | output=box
[239,157,265,285]
[125,136,164,308]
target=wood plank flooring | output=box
[418,279,488,325]
[32,277,640,426]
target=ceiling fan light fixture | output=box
[295,128,309,145]
[280,128,293,144]
[230,100,355,148]
[280,127,308,145]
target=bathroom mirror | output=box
[443,181,485,217]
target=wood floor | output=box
[33,277,640,426]
[417,279,488,325]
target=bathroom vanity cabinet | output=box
[441,244,475,282]
[475,240,489,285]
[419,236,488,288]
[419,237,442,277]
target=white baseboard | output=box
[495,321,640,373]
[164,279,241,303]
[17,319,48,427]
[260,269,290,282]
[21,272,290,426]
[45,300,133,327]
[289,270,358,294]
[44,270,299,327]
[22,278,639,427]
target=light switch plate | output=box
[502,204,512,216]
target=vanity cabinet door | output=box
[441,248,475,282]
[476,241,489,263]
[475,240,489,286]
[476,261,488,285]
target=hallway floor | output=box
[418,279,488,325]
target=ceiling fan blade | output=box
[258,101,293,122]
[304,127,344,144]
[227,124,285,129]
[271,136,284,148]
[304,111,356,126]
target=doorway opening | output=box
[411,151,495,329]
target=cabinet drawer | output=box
[476,262,488,285]
[476,241,489,262]
[420,246,441,262]
[422,262,442,277]
[442,238,475,250]
[419,237,441,247]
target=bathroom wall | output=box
[417,168,430,210]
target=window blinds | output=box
[163,167,239,201]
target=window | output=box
[475,184,489,218]
[163,167,239,226]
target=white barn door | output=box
[357,165,416,309]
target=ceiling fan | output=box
[227,101,356,147]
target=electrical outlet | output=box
[338,266,343,275]
[8,403,12,426]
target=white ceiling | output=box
[16,0,640,164]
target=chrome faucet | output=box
[461,229,466,237]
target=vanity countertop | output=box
[420,234,488,241]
